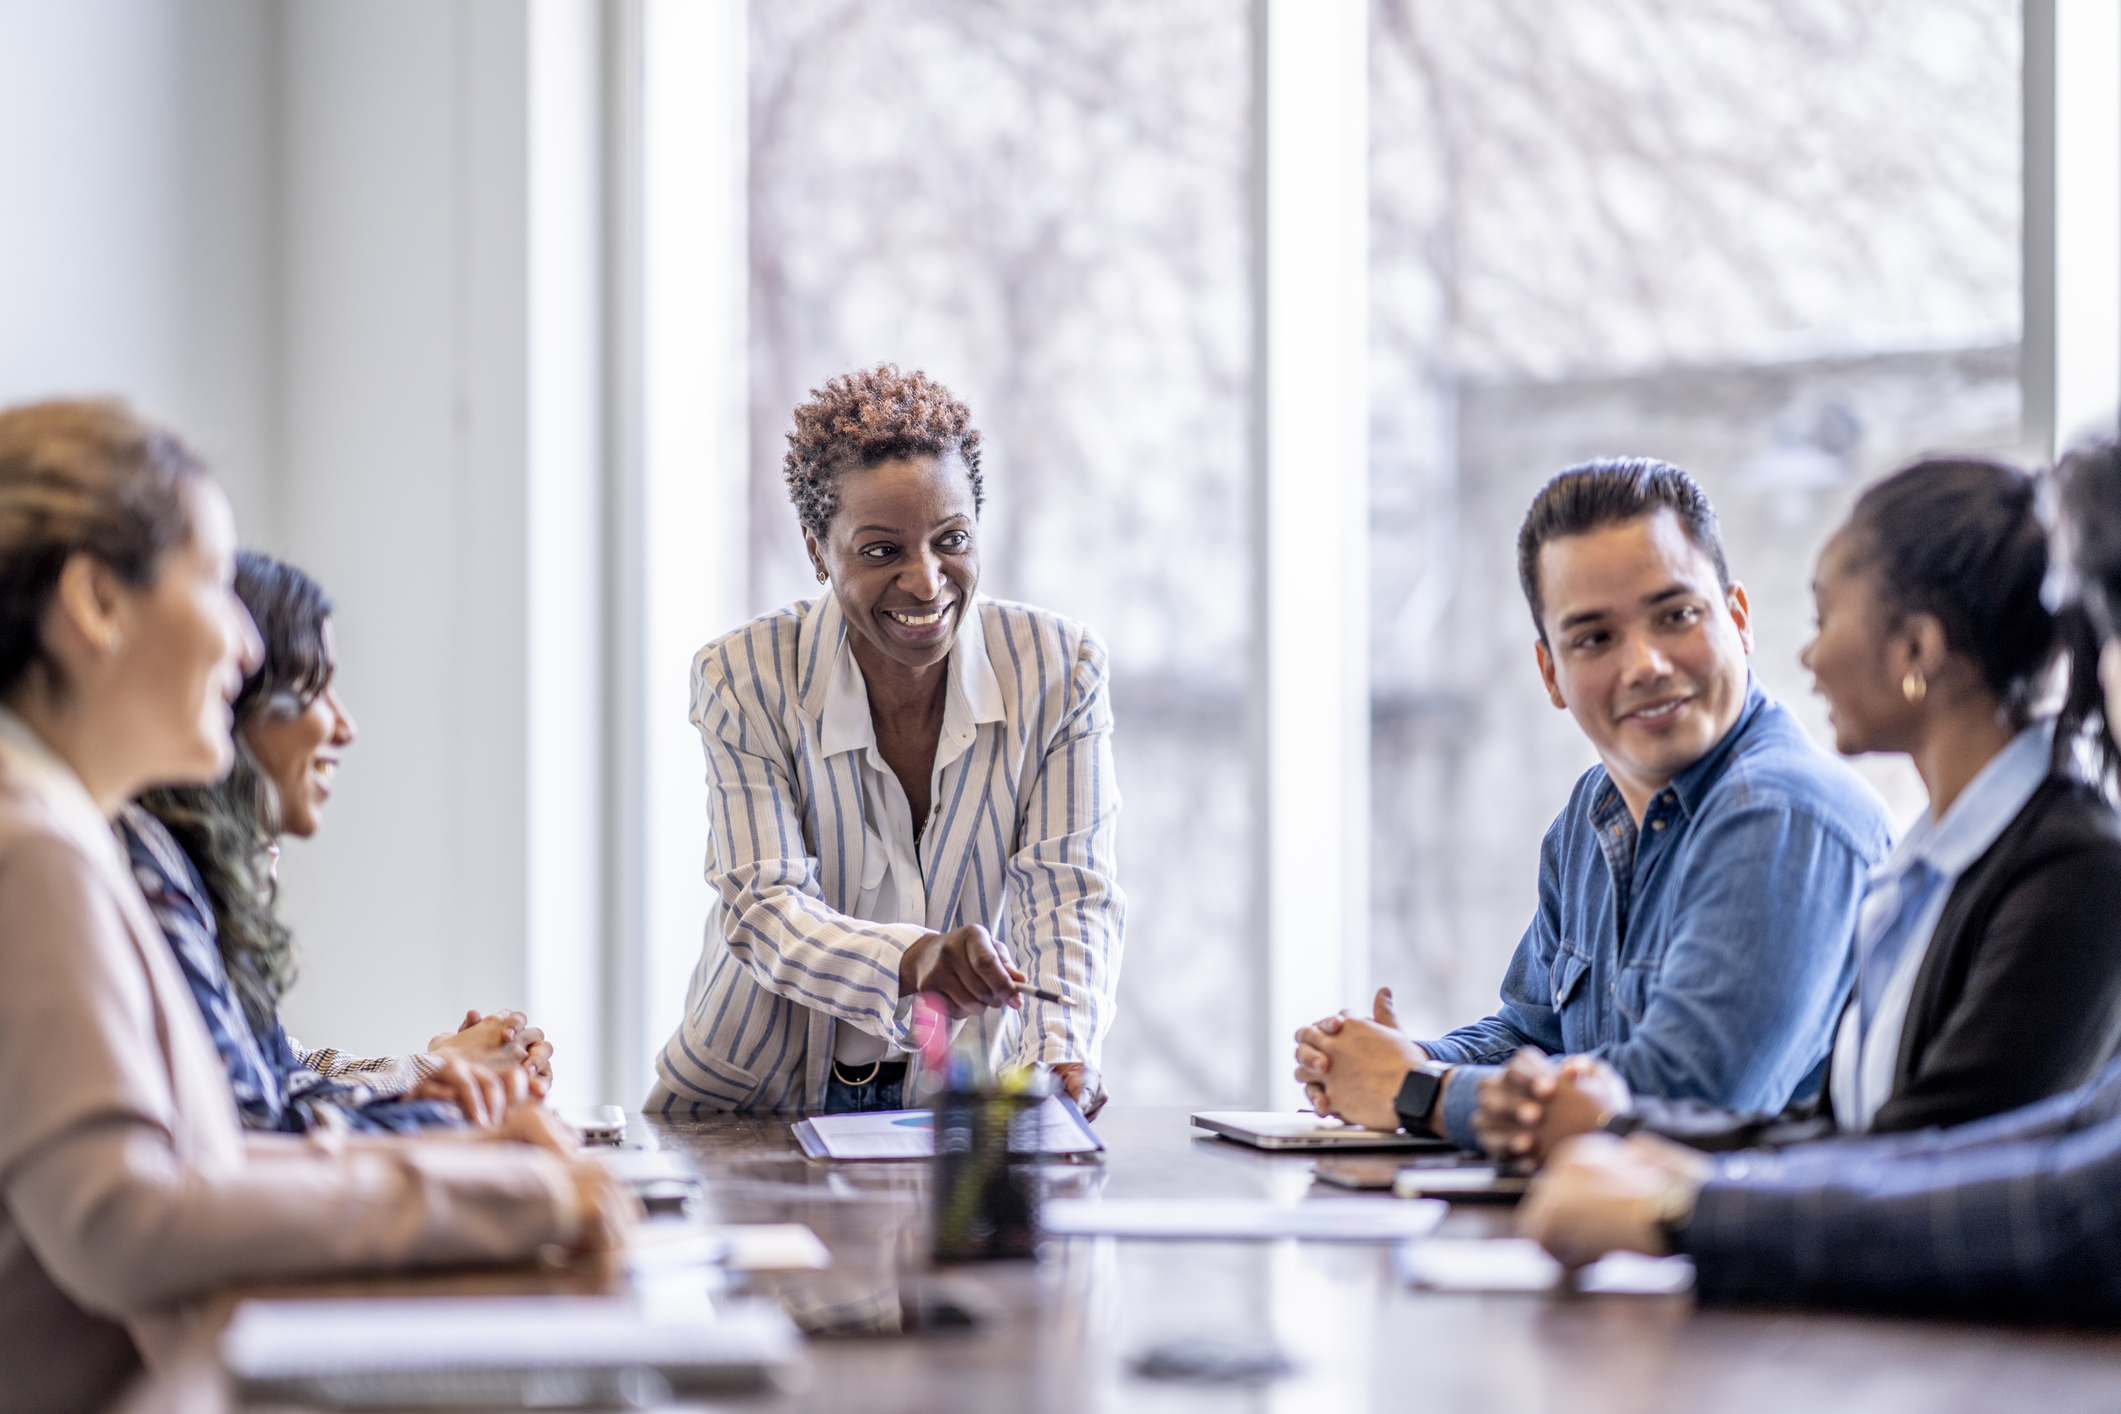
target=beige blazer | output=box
[0,713,577,1413]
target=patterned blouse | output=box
[116,806,460,1134]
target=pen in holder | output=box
[921,998,1050,1262]
[931,1088,1044,1262]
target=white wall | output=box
[273,0,609,1108]
[0,0,278,530]
[0,0,626,1107]
[271,0,529,1075]
[624,0,751,1109]
[525,0,611,1106]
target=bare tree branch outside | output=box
[746,0,2019,1101]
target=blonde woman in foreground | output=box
[0,401,634,1413]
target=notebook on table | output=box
[220,1295,801,1407]
[1189,1111,1459,1152]
[791,1093,1104,1161]
[1042,1196,1449,1242]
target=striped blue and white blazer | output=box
[646,592,1125,1113]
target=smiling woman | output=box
[135,551,557,1132]
[0,401,631,1409]
[140,556,343,1027]
[649,365,1127,1117]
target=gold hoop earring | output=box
[815,568,829,584]
[1902,669,1927,704]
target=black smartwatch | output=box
[1393,1061,1455,1134]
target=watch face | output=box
[1395,1068,1445,1127]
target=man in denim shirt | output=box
[1298,459,1892,1152]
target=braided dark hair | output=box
[1844,457,2056,730]
[2055,439,2121,789]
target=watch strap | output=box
[1646,1171,1702,1236]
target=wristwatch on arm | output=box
[1645,1170,1702,1245]
[1392,1060,1455,1136]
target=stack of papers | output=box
[791,1095,1103,1160]
[1041,1197,1448,1241]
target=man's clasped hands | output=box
[1294,988,1711,1264]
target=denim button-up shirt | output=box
[1418,679,1893,1149]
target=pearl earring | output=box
[1902,669,1927,704]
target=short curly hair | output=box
[782,364,984,540]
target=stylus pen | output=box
[1013,981,1066,1004]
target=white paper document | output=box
[1397,1238,1695,1294]
[596,1149,696,1184]
[624,1222,832,1274]
[221,1296,802,1380]
[1041,1197,1448,1241]
[792,1095,1103,1160]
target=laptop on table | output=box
[1189,1111,1459,1153]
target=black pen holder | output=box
[930,1091,1042,1262]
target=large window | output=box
[1367,0,2021,1041]
[735,0,2023,1102]
[747,0,1254,1103]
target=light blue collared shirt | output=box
[1831,719,2056,1131]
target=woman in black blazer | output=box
[1478,456,2121,1160]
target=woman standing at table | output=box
[0,401,631,1412]
[647,365,1125,1116]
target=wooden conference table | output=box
[127,1106,2121,1414]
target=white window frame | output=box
[2024,0,2121,459]
[1251,0,1370,1107]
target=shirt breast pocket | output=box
[1614,958,1657,1029]
[1550,942,1592,1014]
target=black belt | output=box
[830,1058,908,1087]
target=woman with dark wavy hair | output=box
[129,551,554,1132]
[0,400,630,1411]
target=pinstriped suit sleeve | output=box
[1675,1107,2121,1317]
[1005,627,1125,1069]
[1666,1055,2121,1316]
[692,648,929,1046]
